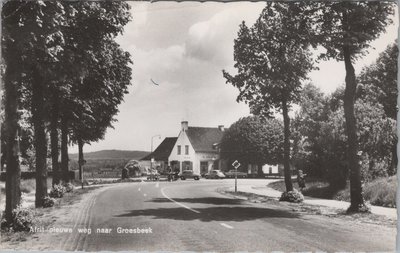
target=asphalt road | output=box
[59,179,395,252]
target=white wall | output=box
[262,164,279,174]
[194,152,220,174]
[168,130,196,172]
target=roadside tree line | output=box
[2,1,132,225]
[222,2,395,212]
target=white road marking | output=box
[220,223,234,229]
[161,187,200,214]
[155,182,159,188]
[143,193,147,197]
[138,187,141,191]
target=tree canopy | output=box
[223,2,315,193]
[220,116,283,169]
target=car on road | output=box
[224,170,248,178]
[205,170,226,179]
[179,170,200,180]
[147,169,160,181]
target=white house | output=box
[168,121,226,175]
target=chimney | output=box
[181,121,188,131]
[218,125,225,131]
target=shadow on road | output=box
[147,197,245,205]
[115,206,299,222]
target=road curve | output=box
[64,179,395,252]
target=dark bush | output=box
[63,182,74,193]
[279,190,304,203]
[1,207,35,232]
[363,176,396,208]
[43,196,56,208]
[49,184,66,198]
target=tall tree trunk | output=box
[257,163,264,177]
[32,67,48,208]
[343,45,365,212]
[78,137,84,181]
[282,98,293,192]
[3,49,21,222]
[61,115,69,183]
[50,92,60,186]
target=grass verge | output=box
[268,176,397,208]
[1,184,101,245]
[221,189,396,227]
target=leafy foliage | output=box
[63,182,74,193]
[42,196,56,208]
[223,2,315,192]
[358,42,398,119]
[223,3,314,117]
[279,190,304,203]
[291,83,330,177]
[49,184,67,198]
[1,0,133,212]
[1,207,35,232]
[293,81,396,189]
[220,116,283,167]
[301,1,395,211]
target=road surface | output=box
[57,179,395,252]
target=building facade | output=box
[168,121,226,175]
[140,137,178,173]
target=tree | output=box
[220,116,283,175]
[304,2,395,212]
[47,1,131,183]
[358,42,398,176]
[2,1,22,221]
[70,39,132,181]
[223,3,314,193]
[2,0,68,211]
[358,42,398,120]
[291,83,330,178]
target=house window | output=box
[177,145,181,155]
[185,145,189,155]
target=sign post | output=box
[232,160,241,193]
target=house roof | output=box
[141,137,178,161]
[186,127,224,153]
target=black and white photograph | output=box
[0,1,398,252]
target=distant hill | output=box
[69,150,150,161]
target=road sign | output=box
[232,160,241,193]
[232,160,241,169]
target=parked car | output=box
[179,170,200,180]
[224,170,247,178]
[147,169,160,181]
[205,170,226,179]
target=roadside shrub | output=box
[279,189,304,203]
[363,176,396,208]
[334,185,351,202]
[1,207,35,232]
[43,196,56,208]
[12,207,35,231]
[49,184,66,198]
[63,182,74,193]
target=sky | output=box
[74,2,399,153]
